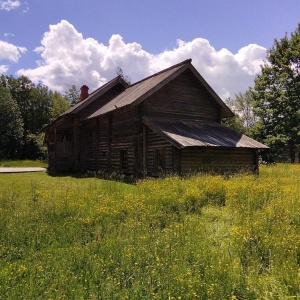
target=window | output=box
[62,131,72,142]
[154,148,165,173]
[120,150,128,170]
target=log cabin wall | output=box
[78,84,125,122]
[145,127,174,176]
[109,106,137,174]
[48,122,73,172]
[74,83,126,171]
[141,69,220,122]
[96,115,110,171]
[79,118,97,171]
[180,148,257,174]
[79,105,138,174]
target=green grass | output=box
[0,164,299,299]
[0,159,47,167]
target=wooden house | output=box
[43,59,268,177]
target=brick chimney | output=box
[80,85,89,101]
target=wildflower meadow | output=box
[0,164,299,299]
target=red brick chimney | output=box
[80,85,89,101]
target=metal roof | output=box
[143,118,268,149]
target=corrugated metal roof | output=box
[143,118,268,149]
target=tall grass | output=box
[0,164,299,299]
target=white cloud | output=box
[0,0,21,11]
[22,1,29,13]
[4,33,15,40]
[0,40,27,62]
[150,39,266,99]
[17,20,267,99]
[0,65,9,73]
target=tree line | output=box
[0,76,80,160]
[224,23,300,161]
[0,24,299,161]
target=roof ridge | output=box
[128,58,192,88]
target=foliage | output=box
[222,111,245,133]
[0,86,23,159]
[224,90,257,134]
[252,23,300,159]
[115,66,131,85]
[0,164,299,299]
[65,84,80,105]
[0,75,71,160]
[50,91,71,121]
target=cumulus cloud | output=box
[17,20,267,99]
[0,0,21,11]
[0,40,27,62]
[0,65,9,73]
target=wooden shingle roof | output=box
[42,76,128,130]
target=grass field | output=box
[0,160,47,168]
[0,164,299,299]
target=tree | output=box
[115,66,131,85]
[50,92,71,121]
[252,23,300,159]
[223,90,257,134]
[222,111,245,133]
[0,86,23,159]
[0,76,54,158]
[65,85,80,105]
[0,75,68,159]
[225,90,256,129]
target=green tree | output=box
[1,76,53,158]
[50,91,71,121]
[225,90,256,130]
[252,23,300,159]
[222,111,245,133]
[65,85,80,105]
[0,86,23,159]
[0,75,66,159]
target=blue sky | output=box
[0,0,299,98]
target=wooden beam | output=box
[143,125,147,178]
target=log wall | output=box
[180,147,257,174]
[145,128,174,176]
[142,69,220,122]
[79,106,137,174]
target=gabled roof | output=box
[87,59,233,119]
[42,76,128,130]
[63,76,128,116]
[143,118,268,149]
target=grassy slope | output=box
[0,165,299,299]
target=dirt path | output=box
[0,167,47,173]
